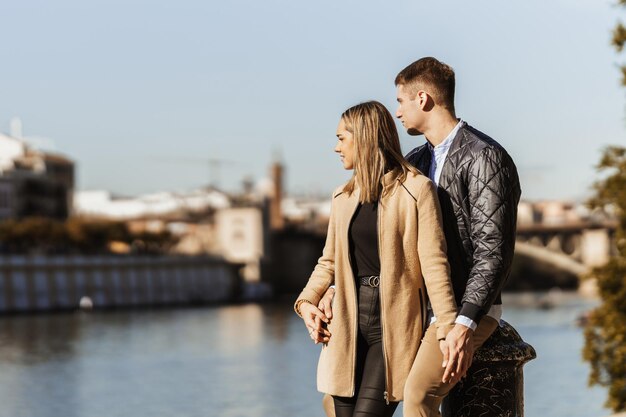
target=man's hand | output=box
[300,302,331,344]
[442,324,475,384]
[318,287,335,321]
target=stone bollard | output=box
[442,320,536,417]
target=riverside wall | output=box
[0,255,241,313]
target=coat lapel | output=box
[338,187,361,231]
[438,122,468,191]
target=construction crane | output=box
[151,156,237,189]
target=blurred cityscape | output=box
[0,1,621,415]
[0,119,616,314]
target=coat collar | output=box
[339,168,401,206]
[444,121,469,160]
[438,121,470,190]
[381,168,401,193]
[411,146,431,176]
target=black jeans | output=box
[333,284,399,417]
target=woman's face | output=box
[334,118,355,170]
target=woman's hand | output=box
[439,339,451,371]
[318,287,335,321]
[300,302,332,344]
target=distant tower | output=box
[269,153,285,231]
[242,176,254,195]
[10,117,22,139]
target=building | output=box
[516,200,590,227]
[216,206,268,282]
[74,187,230,220]
[0,129,75,220]
[74,186,233,256]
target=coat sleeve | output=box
[294,191,338,317]
[416,180,458,340]
[460,147,521,323]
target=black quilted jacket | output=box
[405,122,521,323]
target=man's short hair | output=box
[395,57,455,112]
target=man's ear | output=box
[416,90,429,109]
[416,90,434,111]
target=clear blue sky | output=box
[0,0,624,201]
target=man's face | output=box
[396,84,424,136]
[334,118,355,170]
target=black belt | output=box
[359,275,380,287]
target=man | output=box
[314,57,521,417]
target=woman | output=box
[294,101,458,417]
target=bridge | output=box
[514,221,617,289]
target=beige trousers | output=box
[402,317,498,417]
[321,317,499,417]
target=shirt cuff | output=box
[455,315,478,331]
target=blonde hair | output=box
[341,101,417,203]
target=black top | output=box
[348,202,380,277]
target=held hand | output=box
[442,324,475,384]
[300,302,331,344]
[318,287,335,321]
[439,339,450,369]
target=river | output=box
[0,292,609,417]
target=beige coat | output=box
[294,169,457,402]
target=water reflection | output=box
[0,314,82,417]
[0,295,610,417]
[0,314,81,363]
[216,304,265,352]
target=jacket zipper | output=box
[346,199,360,397]
[377,200,391,405]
